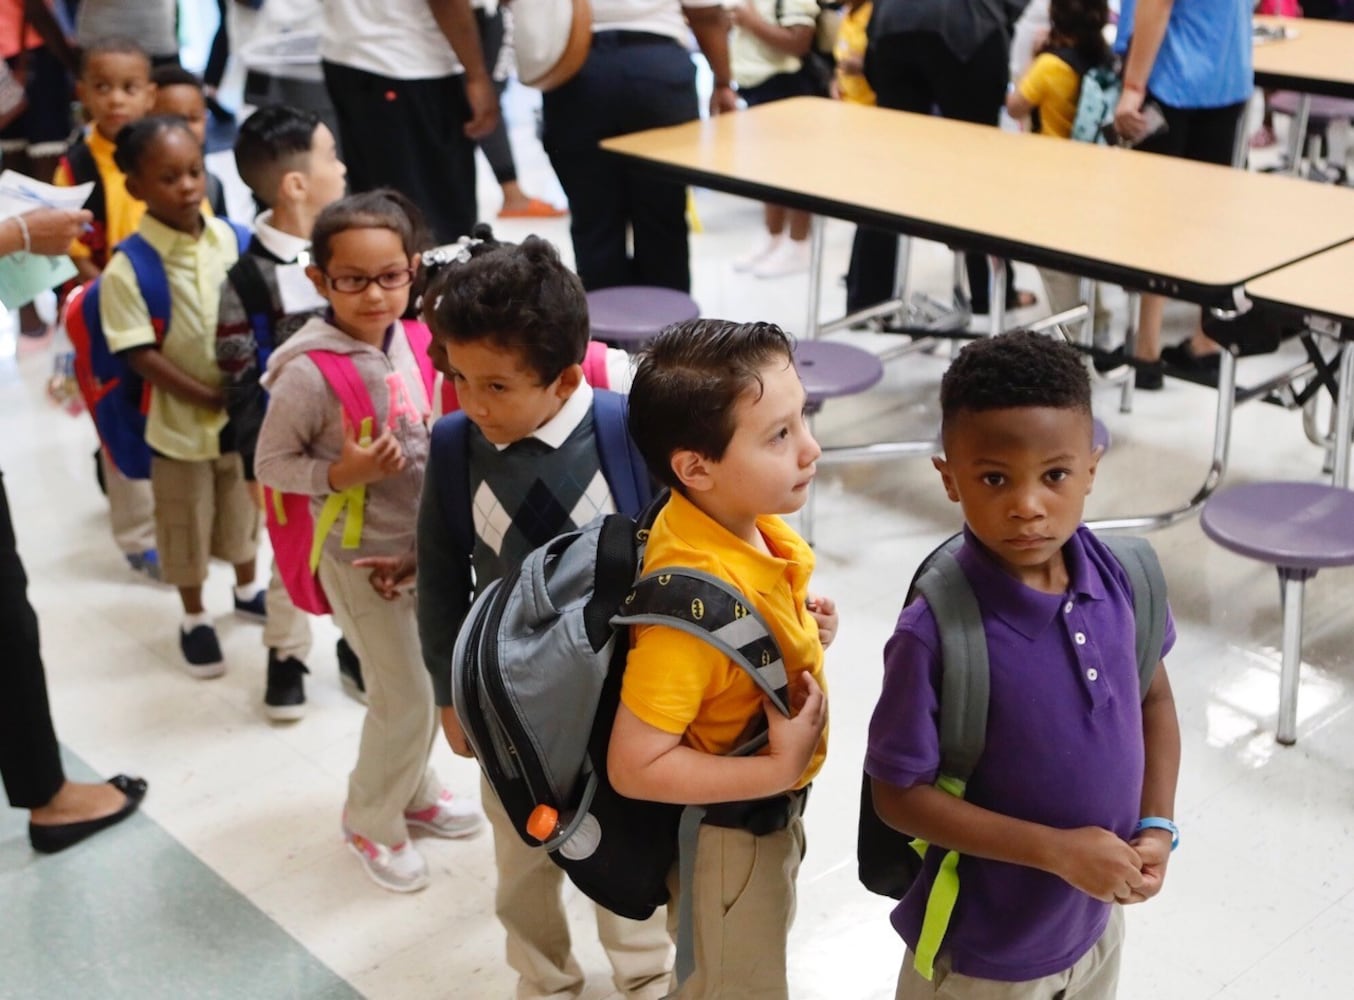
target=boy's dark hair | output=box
[1044,0,1111,66]
[111,114,197,176]
[150,64,205,92]
[421,223,588,384]
[628,319,795,491]
[310,188,429,271]
[939,330,1092,436]
[233,104,322,206]
[79,36,150,78]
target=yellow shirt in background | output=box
[54,128,144,266]
[621,490,829,790]
[1017,52,1082,139]
[834,2,876,106]
[100,214,240,462]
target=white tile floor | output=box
[4,83,1354,999]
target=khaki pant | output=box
[1037,268,1113,343]
[149,452,258,587]
[665,817,805,1000]
[101,448,156,556]
[319,554,441,846]
[262,558,311,663]
[895,905,1124,1000]
[482,775,674,1000]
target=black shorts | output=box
[739,67,819,109]
[0,47,74,158]
[1137,98,1247,167]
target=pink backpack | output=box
[266,321,435,615]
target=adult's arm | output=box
[685,5,739,114]
[0,209,91,257]
[427,0,501,139]
[1113,0,1174,141]
[23,0,77,75]
[730,2,813,58]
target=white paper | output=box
[276,260,328,314]
[0,169,96,219]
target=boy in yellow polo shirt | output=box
[610,319,837,998]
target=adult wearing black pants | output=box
[321,0,498,244]
[848,0,1031,316]
[1,207,148,855]
[542,0,737,293]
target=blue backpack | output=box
[69,219,251,479]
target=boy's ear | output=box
[278,169,306,205]
[669,449,714,494]
[931,454,960,504]
[1086,444,1103,494]
[553,363,583,400]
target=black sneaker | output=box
[336,637,366,704]
[264,651,309,722]
[1135,360,1165,391]
[1160,343,1222,374]
[180,624,225,679]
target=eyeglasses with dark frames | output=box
[322,268,416,294]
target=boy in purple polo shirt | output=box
[867,331,1181,999]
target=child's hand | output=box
[1123,831,1172,904]
[765,671,827,789]
[352,552,416,601]
[441,706,474,758]
[1050,827,1145,903]
[328,412,406,490]
[806,594,838,649]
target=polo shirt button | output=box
[1064,601,1074,614]
[1074,632,1087,645]
[1087,668,1099,681]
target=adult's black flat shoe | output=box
[1161,343,1222,373]
[29,775,148,854]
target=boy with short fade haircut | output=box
[610,319,836,998]
[150,64,227,217]
[867,331,1181,999]
[413,230,674,1000]
[215,103,350,720]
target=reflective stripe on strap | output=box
[912,774,967,981]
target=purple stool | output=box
[793,341,886,544]
[1200,482,1354,744]
[586,286,701,349]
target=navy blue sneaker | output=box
[234,589,267,623]
[126,549,161,581]
[264,651,309,722]
[180,624,224,679]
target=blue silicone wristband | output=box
[1135,816,1179,851]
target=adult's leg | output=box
[0,470,64,810]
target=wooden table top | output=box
[602,98,1354,303]
[1253,15,1354,99]
[1246,242,1354,324]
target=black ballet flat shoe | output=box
[29,775,148,854]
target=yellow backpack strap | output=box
[910,774,967,980]
[308,415,373,571]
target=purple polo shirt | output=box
[865,525,1175,981]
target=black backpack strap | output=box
[1100,534,1169,698]
[66,141,105,219]
[227,252,278,363]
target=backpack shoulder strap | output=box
[222,217,252,255]
[1100,534,1169,699]
[66,141,105,214]
[307,351,378,432]
[1049,45,1091,78]
[118,234,172,340]
[912,545,989,789]
[431,412,475,555]
[227,251,277,361]
[592,389,652,517]
[400,319,436,404]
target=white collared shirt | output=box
[252,210,311,265]
[493,380,595,452]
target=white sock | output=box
[234,582,263,603]
[182,612,212,632]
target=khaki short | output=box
[150,453,258,587]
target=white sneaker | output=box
[753,237,812,279]
[345,829,430,893]
[405,791,484,839]
[732,233,783,272]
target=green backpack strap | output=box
[908,543,990,981]
[1100,535,1169,698]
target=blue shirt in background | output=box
[1115,0,1253,109]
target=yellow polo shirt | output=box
[621,490,828,790]
[100,214,240,461]
[1017,53,1082,139]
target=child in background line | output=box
[54,37,159,580]
[868,332,1180,1000]
[215,103,359,721]
[411,229,673,999]
[610,319,836,998]
[255,191,482,893]
[150,64,228,217]
[1004,0,1114,342]
[728,0,821,279]
[99,116,265,676]
[831,0,875,106]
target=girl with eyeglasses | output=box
[256,189,484,894]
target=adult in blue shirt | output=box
[1112,0,1253,389]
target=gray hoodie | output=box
[255,315,430,561]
